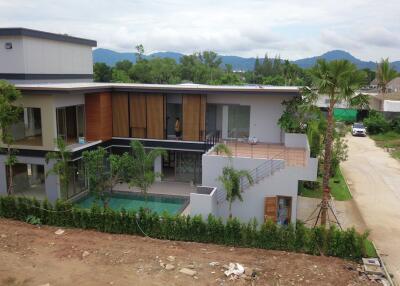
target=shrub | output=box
[0,196,370,261]
[390,117,400,133]
[363,111,389,135]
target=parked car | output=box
[352,122,367,136]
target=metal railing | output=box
[239,149,286,191]
[203,130,221,152]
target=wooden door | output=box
[112,93,129,137]
[182,94,206,141]
[129,93,147,138]
[264,197,277,223]
[146,94,165,139]
[85,92,112,141]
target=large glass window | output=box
[10,107,42,146]
[6,163,46,200]
[56,105,85,145]
[228,105,250,138]
[67,159,87,199]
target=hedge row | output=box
[0,196,369,260]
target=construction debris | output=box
[179,268,197,277]
[224,263,245,278]
[54,229,64,235]
[356,257,390,285]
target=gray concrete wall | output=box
[0,155,60,202]
[207,94,292,143]
[190,186,218,218]
[200,152,318,224]
[0,36,25,73]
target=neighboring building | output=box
[0,28,96,83]
[0,28,318,225]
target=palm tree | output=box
[46,138,71,199]
[376,58,397,95]
[213,143,232,157]
[311,59,366,226]
[217,166,254,218]
[129,140,167,203]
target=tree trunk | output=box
[7,145,14,195]
[229,201,232,219]
[321,103,335,226]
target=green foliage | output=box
[390,117,400,133]
[213,143,232,157]
[93,63,112,82]
[363,110,389,134]
[129,140,167,200]
[376,58,397,93]
[45,138,72,199]
[330,137,348,177]
[217,167,253,218]
[82,147,111,207]
[26,215,41,225]
[0,195,370,261]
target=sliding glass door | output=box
[56,105,85,145]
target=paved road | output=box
[341,134,400,282]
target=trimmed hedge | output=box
[0,196,369,260]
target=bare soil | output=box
[0,218,372,286]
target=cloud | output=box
[0,0,399,61]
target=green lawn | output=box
[370,131,400,160]
[299,169,352,201]
[364,239,377,257]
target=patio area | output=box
[113,181,196,197]
[213,141,307,167]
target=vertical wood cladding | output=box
[182,94,206,141]
[85,92,112,141]
[264,197,277,223]
[146,94,165,139]
[129,93,147,138]
[112,93,129,137]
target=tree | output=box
[376,58,397,95]
[310,59,366,225]
[217,167,253,218]
[0,81,23,195]
[45,138,72,199]
[109,152,135,191]
[129,140,167,203]
[93,62,112,82]
[82,147,110,207]
[115,60,133,73]
[213,143,232,156]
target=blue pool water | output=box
[75,192,188,215]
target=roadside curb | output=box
[340,166,354,198]
[373,241,397,286]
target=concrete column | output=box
[0,155,8,196]
[222,105,229,139]
[154,155,162,182]
[44,160,61,203]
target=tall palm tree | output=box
[129,140,167,202]
[311,59,366,225]
[376,58,397,95]
[217,166,253,218]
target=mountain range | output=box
[93,48,400,72]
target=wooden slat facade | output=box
[112,93,129,137]
[264,196,277,223]
[182,94,204,141]
[129,93,147,138]
[146,94,165,139]
[85,92,112,142]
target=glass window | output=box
[6,163,46,199]
[277,197,292,226]
[228,105,250,138]
[10,107,42,146]
[56,105,86,145]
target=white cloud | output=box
[0,0,399,61]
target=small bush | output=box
[0,196,370,261]
[363,111,389,135]
[390,117,400,133]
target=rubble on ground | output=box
[354,258,390,285]
[54,229,65,235]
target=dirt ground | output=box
[341,134,400,282]
[0,219,372,286]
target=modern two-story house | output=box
[0,28,318,224]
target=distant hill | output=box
[93,48,400,72]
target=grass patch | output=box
[299,169,352,201]
[370,131,400,160]
[364,240,377,257]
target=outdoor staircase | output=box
[216,152,286,204]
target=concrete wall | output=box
[207,94,292,143]
[190,186,218,219]
[0,155,60,202]
[284,133,311,159]
[383,100,400,112]
[200,150,318,223]
[0,35,93,75]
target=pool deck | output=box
[113,181,196,197]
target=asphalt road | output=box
[341,134,400,282]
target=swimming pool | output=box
[75,192,188,215]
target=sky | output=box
[1,0,399,61]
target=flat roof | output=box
[0,28,97,47]
[14,82,300,96]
